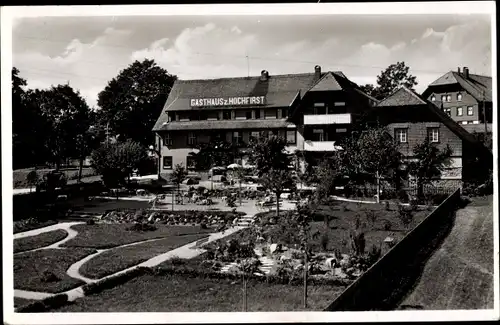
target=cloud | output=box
[14,27,133,108]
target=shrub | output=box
[320,233,330,251]
[409,199,420,211]
[86,219,96,225]
[397,189,409,203]
[200,222,208,229]
[41,270,60,283]
[126,223,157,232]
[365,210,378,228]
[226,195,237,208]
[384,200,391,211]
[383,220,392,231]
[367,244,382,265]
[169,256,187,266]
[397,204,414,229]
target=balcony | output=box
[304,113,351,125]
[303,141,343,152]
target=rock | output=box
[270,243,281,254]
[352,270,363,277]
[339,259,349,267]
[384,236,394,244]
[324,257,336,269]
[155,218,161,223]
[232,218,239,225]
[147,215,154,222]
[334,268,348,279]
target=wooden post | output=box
[303,248,308,309]
[376,169,381,203]
[242,272,247,312]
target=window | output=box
[222,110,232,120]
[431,95,436,101]
[457,93,463,101]
[394,128,408,143]
[457,107,463,116]
[461,121,468,125]
[444,107,451,116]
[186,156,196,169]
[249,131,260,142]
[163,133,172,146]
[427,127,439,143]
[336,128,348,133]
[245,111,252,119]
[467,106,474,116]
[447,95,451,102]
[235,110,247,120]
[188,132,197,146]
[313,102,326,115]
[282,108,288,118]
[286,130,296,144]
[334,102,346,106]
[254,109,261,119]
[265,109,277,119]
[276,109,282,119]
[441,95,447,102]
[163,156,173,170]
[313,129,325,141]
[232,131,242,144]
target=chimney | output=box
[314,65,321,80]
[260,70,269,81]
[457,67,461,74]
[463,67,469,78]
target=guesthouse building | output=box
[152,66,377,177]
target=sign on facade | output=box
[190,96,266,107]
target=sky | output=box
[12,13,492,108]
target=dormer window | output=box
[457,93,463,101]
[441,95,446,102]
[431,95,436,101]
[446,95,452,102]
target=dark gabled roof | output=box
[460,123,493,134]
[309,72,343,91]
[376,86,481,146]
[155,119,295,132]
[424,71,492,102]
[377,86,427,107]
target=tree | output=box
[170,163,187,197]
[408,138,453,200]
[237,258,263,312]
[97,59,177,147]
[360,62,418,100]
[261,168,295,217]
[337,125,402,202]
[90,140,148,187]
[25,84,93,170]
[314,157,341,202]
[248,135,291,177]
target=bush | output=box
[384,201,391,211]
[367,244,382,265]
[86,219,96,225]
[41,270,60,283]
[320,233,330,251]
[126,223,157,232]
[397,204,414,229]
[169,256,187,266]
[383,220,392,231]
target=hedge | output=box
[16,293,69,313]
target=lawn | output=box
[54,273,344,312]
[79,233,210,279]
[67,198,151,215]
[14,229,68,253]
[14,248,97,293]
[62,224,215,249]
[13,167,98,189]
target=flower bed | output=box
[14,218,58,234]
[99,209,246,226]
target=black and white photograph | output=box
[2,2,498,323]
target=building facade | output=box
[422,67,493,126]
[152,66,376,177]
[373,86,492,186]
